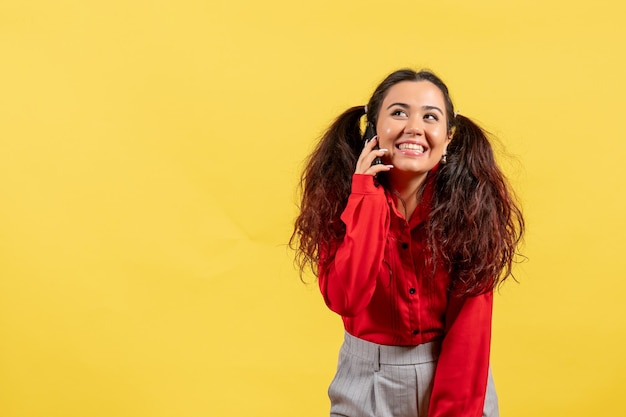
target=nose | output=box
[404,116,423,136]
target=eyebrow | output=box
[386,102,444,115]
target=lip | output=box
[395,140,428,156]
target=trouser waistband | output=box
[342,331,441,371]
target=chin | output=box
[394,161,433,173]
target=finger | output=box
[368,148,388,165]
[356,150,382,174]
[355,149,391,175]
[360,135,379,155]
[364,163,394,177]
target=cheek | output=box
[430,128,449,148]
[376,122,396,147]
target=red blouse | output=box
[318,172,492,417]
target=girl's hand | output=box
[354,137,393,176]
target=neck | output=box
[389,171,429,220]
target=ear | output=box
[444,132,453,153]
[447,125,456,141]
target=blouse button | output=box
[409,288,416,294]
[401,242,409,249]
[413,329,419,335]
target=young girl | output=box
[291,69,524,417]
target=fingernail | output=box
[379,148,388,152]
[386,165,394,168]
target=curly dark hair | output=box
[290,69,524,296]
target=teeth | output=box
[398,143,424,152]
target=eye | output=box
[391,109,408,117]
[424,113,439,121]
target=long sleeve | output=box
[318,174,389,317]
[428,291,493,417]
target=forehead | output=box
[382,80,445,106]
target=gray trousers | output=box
[328,332,499,417]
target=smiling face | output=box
[376,80,451,183]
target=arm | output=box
[318,174,389,317]
[428,291,493,417]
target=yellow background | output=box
[1,1,624,416]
